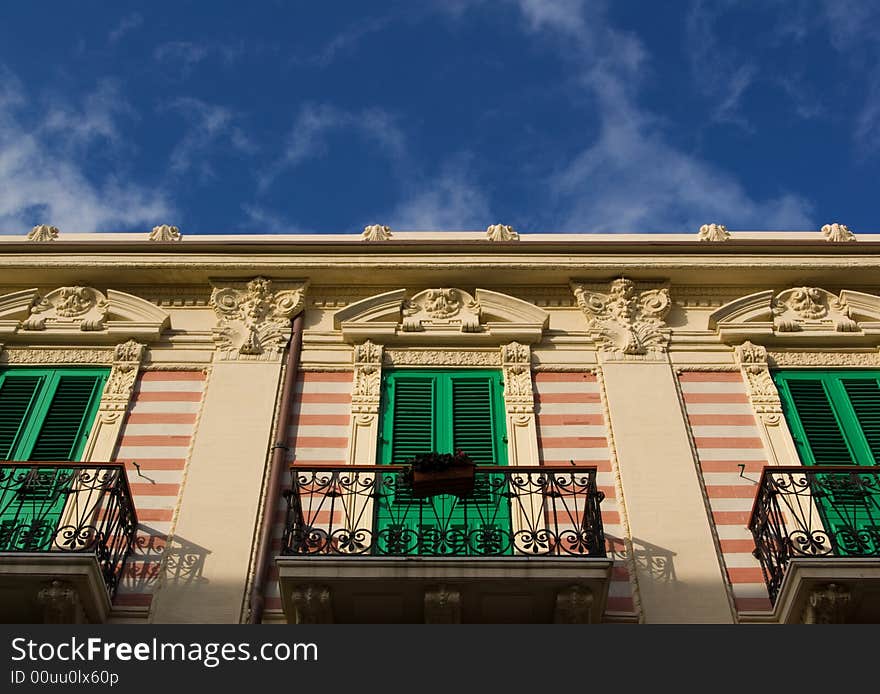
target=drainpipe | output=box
[247,312,304,624]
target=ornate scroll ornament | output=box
[485,224,519,241]
[352,340,383,415]
[401,288,481,333]
[698,223,730,242]
[27,224,59,242]
[821,223,855,242]
[210,278,307,360]
[149,224,181,242]
[571,278,671,356]
[734,341,782,424]
[362,224,392,241]
[22,287,109,331]
[772,287,858,333]
[501,341,534,413]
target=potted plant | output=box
[404,450,476,497]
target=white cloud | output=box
[108,13,143,44]
[163,98,256,178]
[0,66,172,234]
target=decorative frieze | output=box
[571,278,671,356]
[27,224,59,242]
[401,288,481,333]
[698,223,730,242]
[768,350,880,367]
[485,224,519,242]
[821,223,855,242]
[351,340,383,415]
[0,347,111,365]
[383,349,500,367]
[362,224,392,241]
[210,278,307,360]
[149,224,182,242]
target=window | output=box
[773,370,880,467]
[774,370,880,555]
[375,369,510,555]
[0,368,108,550]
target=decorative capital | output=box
[150,224,181,242]
[501,341,534,413]
[733,340,768,366]
[486,224,519,242]
[571,278,671,356]
[734,340,781,424]
[27,224,59,242]
[100,340,147,414]
[210,278,307,360]
[352,340,383,414]
[698,223,730,242]
[362,224,392,241]
[402,288,481,333]
[821,223,855,242]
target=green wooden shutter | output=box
[388,378,435,464]
[842,379,880,464]
[28,375,105,461]
[781,378,854,465]
[0,375,43,459]
[451,377,498,465]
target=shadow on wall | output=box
[120,525,211,594]
[607,534,678,583]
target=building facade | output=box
[0,222,878,624]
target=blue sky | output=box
[1,1,878,235]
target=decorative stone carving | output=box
[0,348,110,365]
[698,223,730,242]
[290,585,333,624]
[734,341,782,424]
[486,224,519,242]
[27,224,59,242]
[772,287,858,332]
[710,287,880,342]
[401,288,481,333]
[384,349,500,367]
[37,580,84,624]
[769,350,880,367]
[424,585,462,624]
[21,287,109,331]
[98,340,146,422]
[571,278,671,356]
[802,583,851,624]
[352,340,383,415]
[501,341,534,414]
[821,223,855,242]
[149,224,181,242]
[210,278,307,360]
[362,224,392,241]
[553,584,594,624]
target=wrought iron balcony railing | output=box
[0,462,138,599]
[749,465,880,602]
[281,465,606,558]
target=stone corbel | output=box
[802,583,851,624]
[733,341,798,467]
[37,580,85,624]
[424,585,462,623]
[553,584,594,624]
[210,278,308,361]
[347,340,384,467]
[81,340,147,462]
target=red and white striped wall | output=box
[112,370,207,610]
[534,371,636,619]
[677,371,772,612]
[264,370,353,614]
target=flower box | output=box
[405,451,476,498]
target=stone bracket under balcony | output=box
[767,558,880,624]
[276,556,613,624]
[0,554,112,623]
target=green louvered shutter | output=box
[452,378,498,465]
[389,378,435,464]
[842,379,880,464]
[0,376,43,459]
[782,378,854,465]
[28,375,105,461]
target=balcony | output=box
[0,462,138,623]
[749,466,880,623]
[276,465,613,623]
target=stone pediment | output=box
[0,287,170,344]
[710,287,880,344]
[334,288,548,344]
